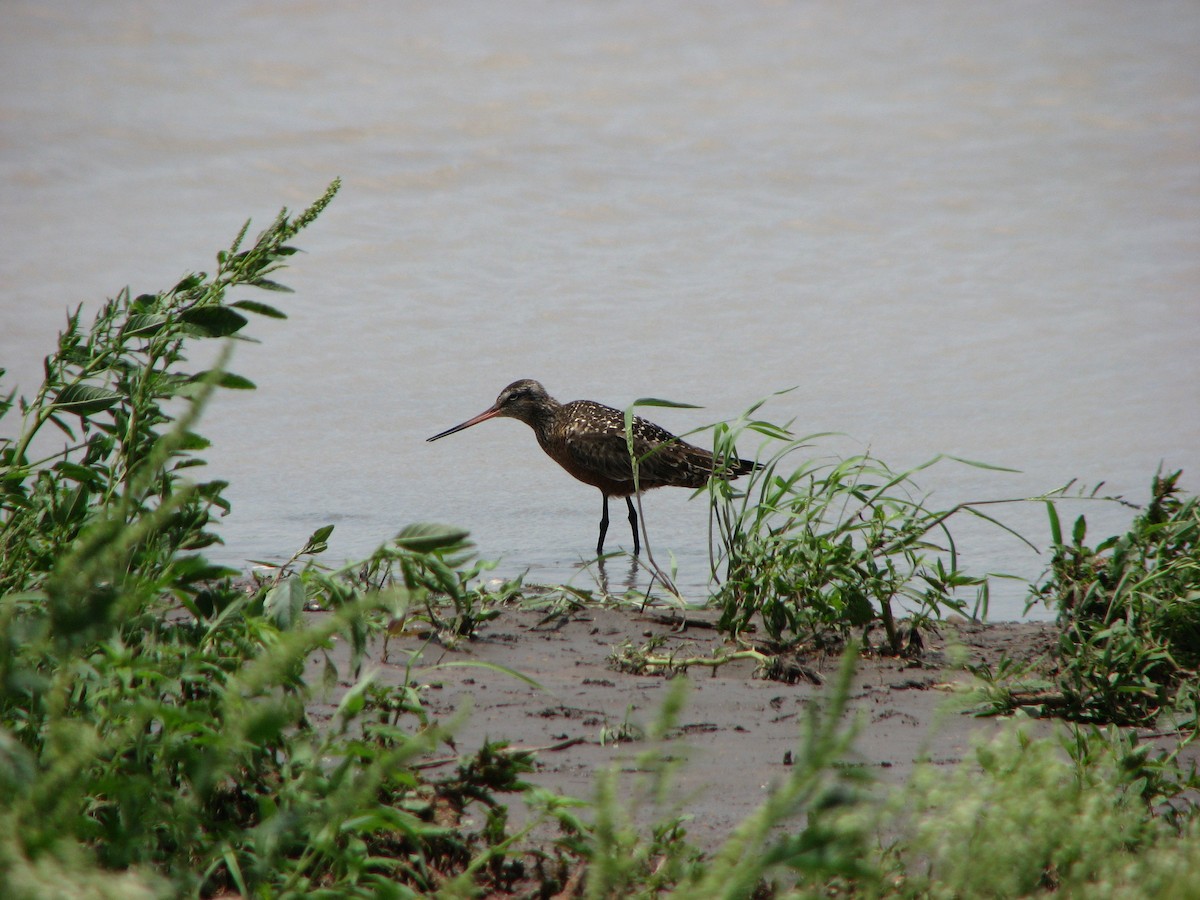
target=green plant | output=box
[0,179,341,602]
[989,470,1200,726]
[0,432,558,896]
[0,189,572,897]
[878,717,1200,898]
[291,523,523,650]
[707,405,1017,654]
[0,547,538,896]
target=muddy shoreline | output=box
[302,603,1104,850]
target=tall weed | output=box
[0,179,341,600]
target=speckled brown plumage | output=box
[427,379,756,556]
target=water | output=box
[3,2,1197,620]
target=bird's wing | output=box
[560,425,639,484]
[560,412,709,488]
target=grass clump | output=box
[705,403,1018,655]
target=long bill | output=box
[426,405,502,442]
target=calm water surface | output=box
[3,2,1198,619]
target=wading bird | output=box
[426,379,756,556]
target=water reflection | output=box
[593,554,644,602]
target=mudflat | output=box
[303,601,1127,849]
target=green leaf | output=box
[631,397,702,410]
[231,299,287,319]
[124,314,170,337]
[53,482,91,526]
[171,554,239,584]
[1072,514,1088,547]
[179,306,248,337]
[172,273,205,293]
[178,431,212,451]
[52,383,123,416]
[263,574,306,630]
[941,454,1022,474]
[196,480,231,514]
[47,413,77,439]
[250,278,294,293]
[393,523,471,553]
[1045,500,1063,546]
[197,479,230,498]
[191,370,256,390]
[52,461,104,486]
[301,524,334,555]
[335,673,376,723]
[747,420,794,441]
[244,703,292,743]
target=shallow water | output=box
[3,2,1198,620]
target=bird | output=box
[426,379,757,556]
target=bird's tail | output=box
[719,455,761,478]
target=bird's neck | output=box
[514,399,561,445]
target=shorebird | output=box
[427,379,756,556]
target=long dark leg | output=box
[597,493,610,556]
[626,496,640,556]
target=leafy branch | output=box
[0,178,341,597]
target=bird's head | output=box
[426,379,557,441]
